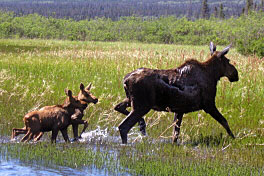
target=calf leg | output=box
[21,130,30,142]
[115,98,147,136]
[21,130,33,142]
[33,132,43,142]
[118,108,150,144]
[71,109,84,140]
[60,129,70,142]
[205,106,235,138]
[72,124,79,141]
[78,120,88,138]
[51,129,59,143]
[12,127,27,139]
[24,132,34,142]
[172,113,183,143]
[72,119,88,140]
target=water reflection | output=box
[0,159,107,176]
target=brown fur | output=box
[11,89,87,143]
[115,42,239,144]
[71,83,98,141]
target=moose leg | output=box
[172,113,183,143]
[33,132,43,142]
[71,109,85,141]
[138,119,146,136]
[21,130,31,142]
[51,129,59,143]
[119,108,150,144]
[12,127,27,139]
[60,129,70,142]
[21,130,34,142]
[115,98,147,136]
[24,132,34,142]
[72,119,88,140]
[79,120,88,138]
[72,124,79,141]
[114,98,130,115]
[205,106,235,138]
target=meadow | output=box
[0,39,263,175]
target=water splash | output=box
[79,126,110,143]
[79,126,147,145]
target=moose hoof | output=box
[120,133,128,144]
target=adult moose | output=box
[115,42,239,144]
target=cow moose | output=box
[11,89,87,143]
[71,83,98,141]
[115,42,239,144]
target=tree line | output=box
[0,0,263,20]
[0,11,263,57]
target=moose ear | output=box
[80,83,85,91]
[85,83,92,91]
[209,42,216,56]
[65,89,72,97]
[217,44,231,58]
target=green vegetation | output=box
[0,11,263,57]
[0,39,263,175]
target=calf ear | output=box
[85,83,92,91]
[209,42,216,56]
[80,83,85,91]
[65,89,73,97]
[217,44,231,58]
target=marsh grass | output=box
[0,39,263,175]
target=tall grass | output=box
[0,39,263,175]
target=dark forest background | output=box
[0,0,263,20]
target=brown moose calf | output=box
[11,89,87,143]
[70,83,98,141]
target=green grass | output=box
[0,39,263,175]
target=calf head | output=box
[210,42,239,82]
[64,89,87,109]
[77,83,98,104]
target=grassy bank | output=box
[0,39,263,175]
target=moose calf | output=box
[11,89,87,143]
[71,83,98,141]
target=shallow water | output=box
[0,159,107,176]
[0,126,140,176]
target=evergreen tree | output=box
[188,0,193,19]
[201,0,210,19]
[246,0,253,14]
[242,7,245,15]
[219,4,225,19]
[214,6,218,18]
